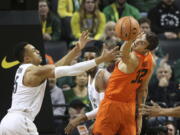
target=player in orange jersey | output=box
[93,32,159,135]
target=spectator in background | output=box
[100,21,119,42]
[148,0,180,39]
[67,99,91,135]
[63,72,90,110]
[57,0,81,41]
[38,0,61,41]
[49,78,66,117]
[48,78,66,135]
[148,63,179,107]
[165,122,176,135]
[101,21,121,49]
[103,0,141,22]
[71,0,106,40]
[139,17,151,33]
[127,0,161,15]
[98,0,115,11]
[57,0,81,18]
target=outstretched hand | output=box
[75,31,91,51]
[65,118,79,134]
[100,45,119,62]
[139,100,162,117]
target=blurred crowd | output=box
[38,0,180,134]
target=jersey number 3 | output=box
[131,69,148,83]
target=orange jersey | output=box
[105,52,153,102]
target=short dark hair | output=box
[38,0,50,6]
[138,17,151,25]
[14,42,29,62]
[69,99,86,109]
[146,32,159,51]
[82,40,103,57]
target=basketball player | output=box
[0,32,118,135]
[93,32,159,135]
[64,49,111,134]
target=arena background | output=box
[1,0,180,135]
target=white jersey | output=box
[88,69,104,110]
[8,64,47,121]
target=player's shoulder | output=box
[97,68,110,76]
[23,64,41,76]
[26,64,38,71]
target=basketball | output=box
[115,16,140,41]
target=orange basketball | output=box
[115,16,140,41]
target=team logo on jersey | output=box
[1,56,20,69]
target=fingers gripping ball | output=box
[115,16,140,41]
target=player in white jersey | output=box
[65,49,111,134]
[0,32,118,135]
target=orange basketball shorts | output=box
[93,98,137,135]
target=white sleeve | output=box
[99,92,104,101]
[85,108,98,120]
[54,59,96,78]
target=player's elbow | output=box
[138,87,148,96]
[141,87,148,96]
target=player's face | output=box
[140,23,151,33]
[24,44,42,65]
[83,52,96,61]
[85,0,95,13]
[132,34,149,53]
[83,52,97,73]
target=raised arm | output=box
[24,46,119,86]
[55,31,90,67]
[54,47,118,78]
[120,33,143,65]
[120,40,134,64]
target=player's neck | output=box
[135,50,149,56]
